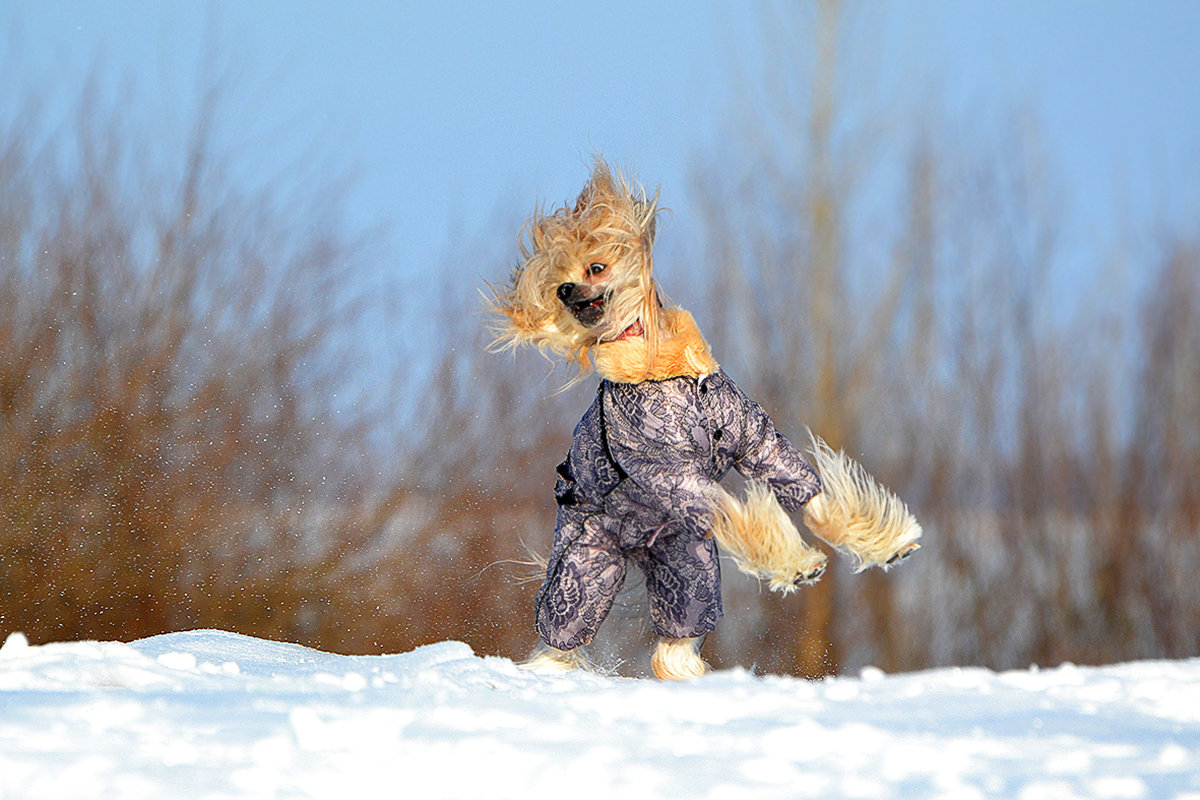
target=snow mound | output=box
[2,629,1199,799]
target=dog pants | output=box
[535,505,722,650]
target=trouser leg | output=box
[535,513,626,650]
[635,530,723,640]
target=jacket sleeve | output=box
[601,382,725,538]
[732,395,822,512]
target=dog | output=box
[489,160,921,680]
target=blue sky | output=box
[5,1,1199,292]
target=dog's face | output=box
[555,259,611,330]
[490,161,660,368]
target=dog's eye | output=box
[588,262,607,275]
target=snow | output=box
[2,630,1199,800]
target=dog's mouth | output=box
[569,295,606,326]
[557,282,607,328]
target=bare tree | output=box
[0,70,404,649]
[684,0,1200,675]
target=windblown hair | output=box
[488,160,662,376]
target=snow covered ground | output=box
[1,630,1199,800]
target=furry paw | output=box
[885,542,921,567]
[793,561,827,586]
[651,637,708,681]
[802,434,923,572]
[711,482,828,594]
[520,643,592,673]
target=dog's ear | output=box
[575,159,620,215]
[633,195,658,247]
[582,158,659,245]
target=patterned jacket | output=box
[556,369,822,550]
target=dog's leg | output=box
[520,641,594,674]
[802,433,922,571]
[710,482,828,594]
[651,636,708,681]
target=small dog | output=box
[490,160,920,680]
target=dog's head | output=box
[489,160,661,372]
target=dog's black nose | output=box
[556,282,576,302]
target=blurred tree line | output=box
[2,1,1197,676]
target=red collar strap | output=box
[615,320,644,340]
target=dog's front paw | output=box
[885,542,921,567]
[792,561,827,586]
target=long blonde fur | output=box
[709,481,828,594]
[802,433,922,571]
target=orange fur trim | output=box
[592,308,718,383]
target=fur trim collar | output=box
[592,308,719,383]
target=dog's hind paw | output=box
[885,542,921,567]
[520,643,592,674]
[651,637,708,681]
